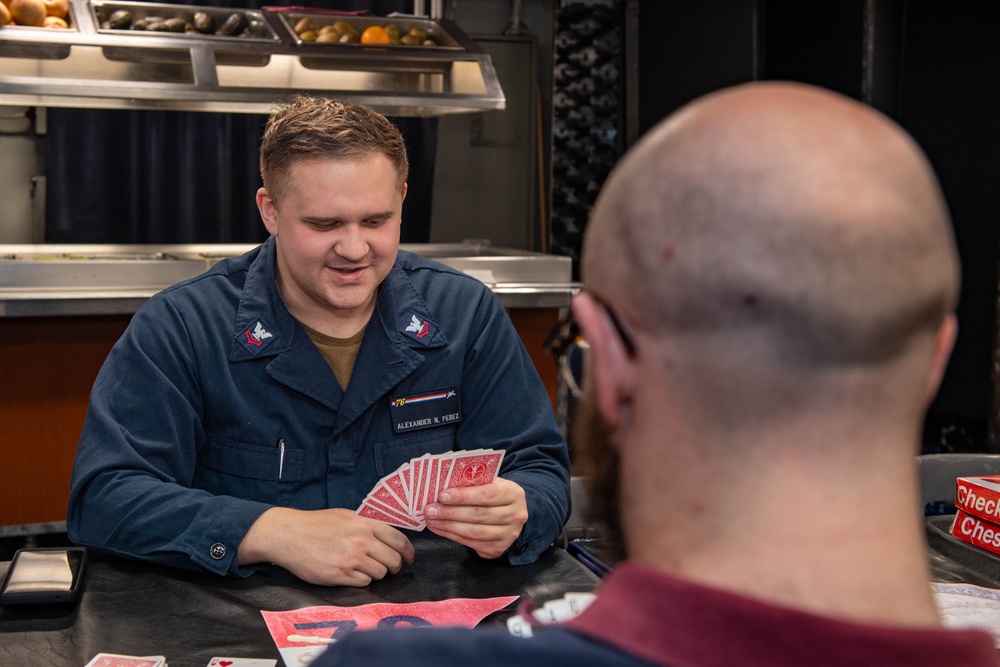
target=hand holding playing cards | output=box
[354,449,524,559]
[424,476,529,560]
[238,507,414,587]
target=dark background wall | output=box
[37,0,1000,452]
[632,0,1000,453]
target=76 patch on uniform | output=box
[389,388,461,433]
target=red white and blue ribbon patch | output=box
[389,387,461,433]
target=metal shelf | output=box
[0,242,578,315]
[0,0,505,116]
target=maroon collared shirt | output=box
[566,562,1000,667]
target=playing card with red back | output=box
[446,450,504,488]
[356,501,423,529]
[400,464,413,507]
[363,495,421,527]
[435,455,455,502]
[355,449,503,530]
[423,457,441,512]
[413,453,434,517]
[383,470,411,510]
[85,655,166,667]
[370,480,407,515]
[409,454,429,515]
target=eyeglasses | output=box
[544,292,636,398]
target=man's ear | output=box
[925,313,958,407]
[257,187,278,236]
[571,292,637,432]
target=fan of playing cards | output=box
[355,449,504,530]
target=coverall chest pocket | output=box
[197,435,303,503]
[373,428,456,478]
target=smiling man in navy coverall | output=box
[67,96,571,586]
[310,84,1000,665]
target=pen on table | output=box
[277,438,285,480]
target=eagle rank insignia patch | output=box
[401,312,438,346]
[237,319,277,356]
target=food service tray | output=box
[90,0,278,42]
[265,8,462,50]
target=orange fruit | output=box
[360,25,390,45]
[41,0,67,18]
[0,2,9,23]
[9,0,46,25]
[42,14,66,27]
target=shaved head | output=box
[584,82,958,371]
[573,83,964,622]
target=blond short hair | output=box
[259,95,409,203]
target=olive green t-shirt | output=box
[300,322,367,391]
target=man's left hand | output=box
[424,477,528,559]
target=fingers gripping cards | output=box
[355,449,504,529]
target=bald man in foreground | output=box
[311,83,999,666]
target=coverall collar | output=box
[227,240,449,428]
[333,253,449,434]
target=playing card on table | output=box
[207,659,276,667]
[84,654,167,667]
[355,449,504,529]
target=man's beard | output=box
[571,385,627,563]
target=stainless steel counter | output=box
[0,0,504,116]
[0,243,579,316]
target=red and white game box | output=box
[955,475,1000,524]
[950,509,1000,557]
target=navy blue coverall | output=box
[67,238,571,576]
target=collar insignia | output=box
[402,312,437,346]
[236,319,277,356]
